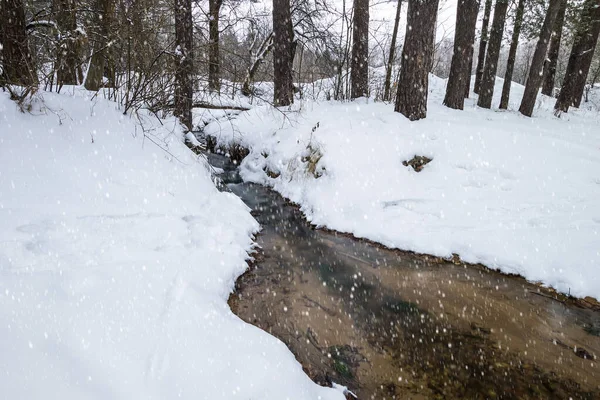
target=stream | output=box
[209,153,600,399]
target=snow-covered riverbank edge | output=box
[0,89,344,400]
[204,76,600,300]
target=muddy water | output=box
[213,156,600,399]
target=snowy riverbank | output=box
[0,89,344,400]
[205,77,600,299]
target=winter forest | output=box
[1,0,600,398]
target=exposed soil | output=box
[215,156,600,399]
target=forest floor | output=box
[204,76,600,301]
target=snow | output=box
[0,90,343,400]
[204,76,600,299]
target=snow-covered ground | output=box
[205,76,600,299]
[0,90,344,399]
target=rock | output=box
[402,155,432,172]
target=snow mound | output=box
[0,90,343,400]
[205,77,600,299]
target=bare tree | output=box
[499,0,525,109]
[273,0,294,106]
[350,0,369,98]
[394,0,439,120]
[474,0,492,93]
[0,0,37,86]
[443,0,480,110]
[55,0,79,87]
[208,0,223,92]
[174,0,194,130]
[541,0,567,96]
[85,0,114,91]
[555,0,600,113]
[519,0,565,116]
[383,0,402,102]
[477,0,509,109]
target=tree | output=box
[499,0,525,109]
[273,0,294,106]
[350,0,369,98]
[541,0,567,96]
[555,0,600,113]
[395,0,439,120]
[0,0,37,86]
[208,0,223,92]
[55,0,79,87]
[474,0,493,93]
[477,0,509,109]
[519,0,565,116]
[383,0,402,102]
[443,0,480,110]
[85,0,114,91]
[174,0,194,131]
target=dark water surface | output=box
[211,154,600,399]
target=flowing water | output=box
[210,154,600,399]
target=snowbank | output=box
[205,76,600,299]
[0,90,343,400]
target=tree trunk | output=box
[555,0,600,113]
[474,0,492,94]
[394,0,439,120]
[0,0,37,86]
[174,0,194,131]
[519,0,564,117]
[571,24,600,107]
[208,0,223,92]
[55,0,79,87]
[541,0,567,96]
[350,0,369,98]
[498,0,525,109]
[383,0,402,102]
[242,32,273,96]
[443,0,480,110]
[477,0,509,109]
[85,0,114,91]
[464,44,474,97]
[273,0,294,106]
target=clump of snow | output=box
[0,89,343,400]
[205,76,600,299]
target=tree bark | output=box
[394,0,439,120]
[571,21,600,107]
[477,0,509,109]
[350,0,369,98]
[519,0,565,117]
[498,0,525,109]
[555,0,600,113]
[85,0,114,91]
[174,0,194,131]
[443,0,480,110]
[474,0,492,94]
[208,0,223,92]
[55,0,79,87]
[242,32,273,96]
[273,0,294,106]
[541,0,567,96]
[383,0,402,102]
[0,0,37,86]
[464,44,474,97]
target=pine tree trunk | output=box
[541,0,567,96]
[394,0,439,120]
[0,0,37,86]
[85,0,113,91]
[383,0,402,102]
[174,0,194,131]
[350,0,369,98]
[443,0,480,110]
[571,22,600,107]
[55,0,79,87]
[273,0,294,106]
[474,0,492,94]
[464,45,474,97]
[208,0,222,93]
[519,0,565,117]
[554,0,600,113]
[498,0,525,109]
[477,0,509,109]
